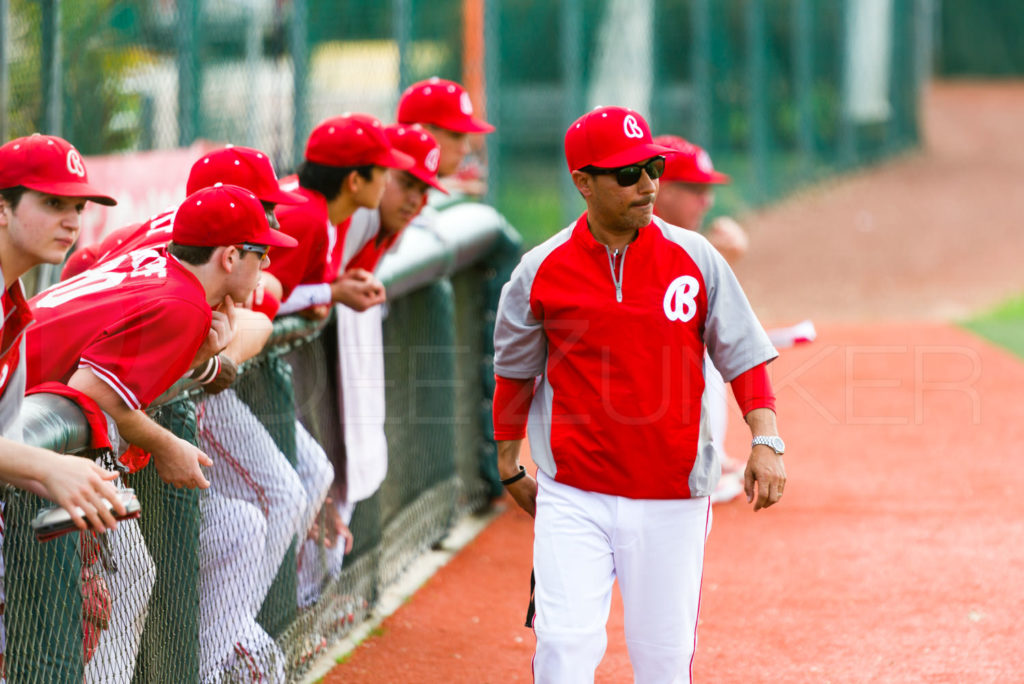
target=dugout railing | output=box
[0,200,521,683]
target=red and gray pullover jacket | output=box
[492,213,778,500]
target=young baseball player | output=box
[396,77,494,188]
[265,113,414,319]
[0,132,125,676]
[0,133,127,528]
[296,124,447,607]
[492,107,787,682]
[24,183,296,681]
[653,134,751,504]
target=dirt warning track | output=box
[324,82,1024,683]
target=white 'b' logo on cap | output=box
[425,147,440,173]
[66,149,86,177]
[623,114,644,139]
[696,150,713,173]
[663,275,700,322]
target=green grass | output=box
[962,295,1024,359]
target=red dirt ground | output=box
[323,82,1024,683]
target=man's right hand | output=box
[152,437,213,489]
[330,269,386,312]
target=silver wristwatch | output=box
[752,435,785,455]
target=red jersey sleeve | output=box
[79,298,210,410]
[492,375,535,440]
[729,362,776,415]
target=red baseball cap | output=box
[384,124,448,194]
[305,114,415,170]
[0,134,116,206]
[565,106,675,173]
[187,145,306,205]
[397,78,495,134]
[653,135,730,184]
[172,184,298,248]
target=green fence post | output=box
[559,0,583,227]
[176,0,199,146]
[838,0,857,169]
[290,0,309,170]
[40,0,61,135]
[690,0,712,148]
[793,0,815,182]
[746,0,769,203]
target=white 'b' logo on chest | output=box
[66,149,86,177]
[663,275,700,322]
[622,115,644,139]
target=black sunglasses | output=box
[583,156,666,187]
[236,243,270,260]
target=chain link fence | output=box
[0,205,521,683]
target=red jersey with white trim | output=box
[493,213,777,500]
[25,246,212,410]
[61,208,176,280]
[266,177,349,300]
[342,208,401,274]
[0,279,34,432]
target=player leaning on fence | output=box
[491,107,787,682]
[25,184,297,489]
[264,113,415,318]
[0,134,127,533]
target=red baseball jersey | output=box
[0,280,34,420]
[266,178,350,300]
[493,213,777,500]
[342,208,401,274]
[61,209,175,280]
[26,246,212,410]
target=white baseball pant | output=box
[532,471,712,684]
[295,499,354,609]
[294,420,334,544]
[83,518,156,683]
[197,496,283,683]
[198,389,306,596]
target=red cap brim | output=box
[377,149,416,170]
[24,180,117,206]
[408,167,449,194]
[259,186,307,205]
[443,117,495,134]
[261,228,299,248]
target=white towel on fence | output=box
[336,304,388,504]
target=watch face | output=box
[754,436,785,454]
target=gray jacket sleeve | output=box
[492,227,572,379]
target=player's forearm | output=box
[221,308,273,364]
[67,368,178,457]
[743,407,778,437]
[496,439,525,480]
[0,437,69,497]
